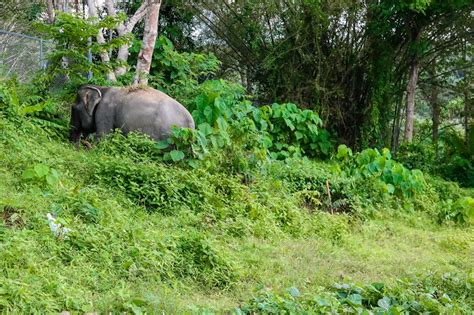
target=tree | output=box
[45,0,55,23]
[169,0,472,149]
[134,0,162,85]
[104,0,149,76]
[87,0,116,82]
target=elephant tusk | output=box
[85,86,102,98]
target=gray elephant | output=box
[69,85,195,145]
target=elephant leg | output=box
[69,108,82,144]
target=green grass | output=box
[0,117,473,313]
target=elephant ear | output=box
[84,87,102,117]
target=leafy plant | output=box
[438,197,474,225]
[142,36,222,100]
[0,74,69,139]
[337,145,425,198]
[398,127,474,188]
[22,163,61,188]
[236,274,474,314]
[35,12,131,85]
[260,103,332,159]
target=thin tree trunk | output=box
[87,0,116,82]
[432,100,440,142]
[134,0,162,85]
[464,88,472,150]
[391,92,404,156]
[428,60,440,157]
[432,97,441,158]
[45,0,55,24]
[239,68,247,91]
[105,0,148,77]
[55,0,69,12]
[52,0,71,80]
[74,0,80,14]
[461,40,472,153]
[403,57,419,143]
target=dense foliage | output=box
[172,0,472,149]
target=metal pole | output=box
[87,37,93,80]
[39,38,44,69]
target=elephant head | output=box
[69,85,103,143]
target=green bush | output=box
[260,103,332,159]
[93,156,212,214]
[130,35,221,101]
[0,75,69,139]
[152,79,332,169]
[438,197,474,225]
[397,142,436,172]
[337,145,425,198]
[35,12,130,85]
[266,158,359,214]
[437,155,474,188]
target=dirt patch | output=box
[2,205,25,228]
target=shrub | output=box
[397,127,474,188]
[438,197,474,225]
[266,158,359,214]
[337,145,425,198]
[397,142,436,172]
[35,12,130,85]
[152,79,332,169]
[259,103,332,159]
[92,156,213,214]
[132,35,221,101]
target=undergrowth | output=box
[236,274,474,314]
[1,109,473,313]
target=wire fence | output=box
[0,30,53,82]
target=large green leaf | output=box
[170,150,185,162]
[34,164,50,178]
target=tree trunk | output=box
[403,57,419,143]
[428,60,440,156]
[87,0,116,82]
[105,0,149,77]
[55,0,69,12]
[464,88,472,150]
[432,100,440,141]
[391,92,404,156]
[134,0,162,85]
[45,0,55,24]
[74,0,80,14]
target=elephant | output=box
[69,85,195,145]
